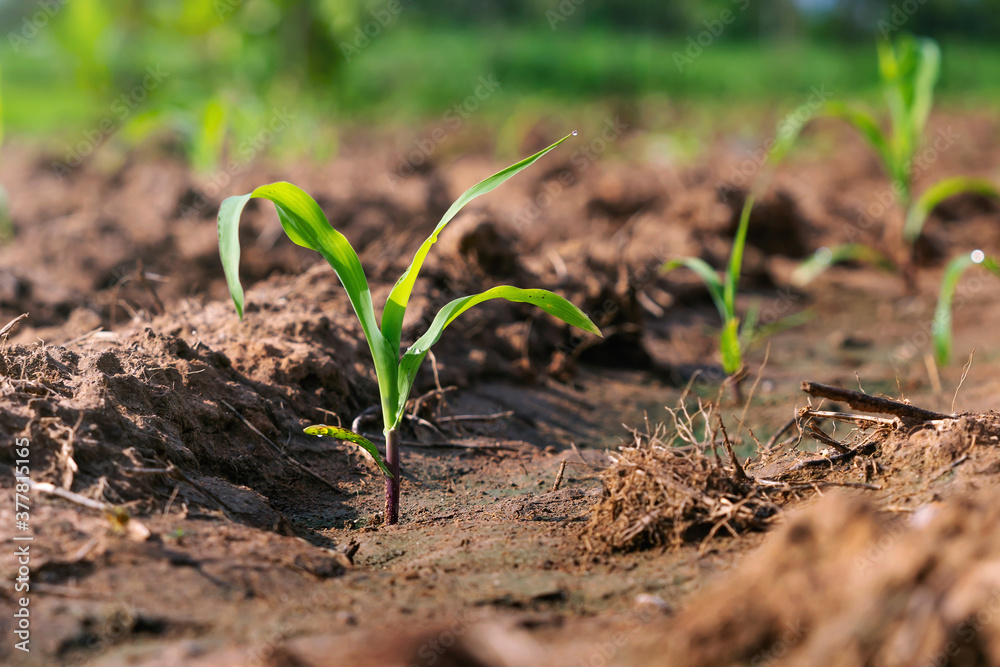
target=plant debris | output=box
[583,402,780,552]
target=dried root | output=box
[583,401,779,553]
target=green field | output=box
[5,25,1000,165]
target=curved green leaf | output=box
[904,177,1000,243]
[824,102,893,177]
[380,132,576,355]
[933,253,975,366]
[395,286,601,422]
[911,38,940,142]
[725,195,754,316]
[933,251,1000,365]
[218,182,400,425]
[791,243,895,286]
[661,257,726,321]
[304,425,392,477]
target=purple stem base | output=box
[384,428,400,525]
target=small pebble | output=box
[634,593,671,614]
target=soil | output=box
[3,111,1000,666]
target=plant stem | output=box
[384,427,400,525]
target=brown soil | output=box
[3,111,1000,665]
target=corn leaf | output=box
[724,195,754,316]
[661,257,727,321]
[904,177,999,243]
[933,252,1000,365]
[395,286,601,421]
[304,425,392,477]
[911,38,940,142]
[218,182,400,424]
[824,102,893,178]
[381,133,576,355]
[933,253,974,366]
[791,243,895,286]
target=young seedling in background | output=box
[661,197,755,379]
[932,249,1000,366]
[792,34,999,285]
[218,133,601,525]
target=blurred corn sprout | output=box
[662,197,755,376]
[792,34,999,285]
[932,250,1000,365]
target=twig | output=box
[551,460,568,492]
[738,342,770,428]
[755,478,881,491]
[782,443,876,472]
[801,381,950,424]
[221,400,342,495]
[29,481,107,511]
[29,481,152,540]
[124,463,236,521]
[410,385,457,420]
[805,423,852,455]
[718,420,752,484]
[351,405,380,434]
[436,411,514,424]
[570,441,601,470]
[57,413,84,490]
[136,259,166,315]
[764,416,798,451]
[799,409,899,429]
[404,413,443,433]
[952,349,975,414]
[0,313,28,340]
[925,353,943,396]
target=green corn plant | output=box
[932,250,1000,365]
[218,133,601,525]
[661,196,754,376]
[792,34,999,283]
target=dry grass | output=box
[583,401,779,553]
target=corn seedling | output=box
[661,196,754,376]
[793,34,999,283]
[932,250,1000,365]
[218,133,601,524]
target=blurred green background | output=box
[2,0,999,167]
